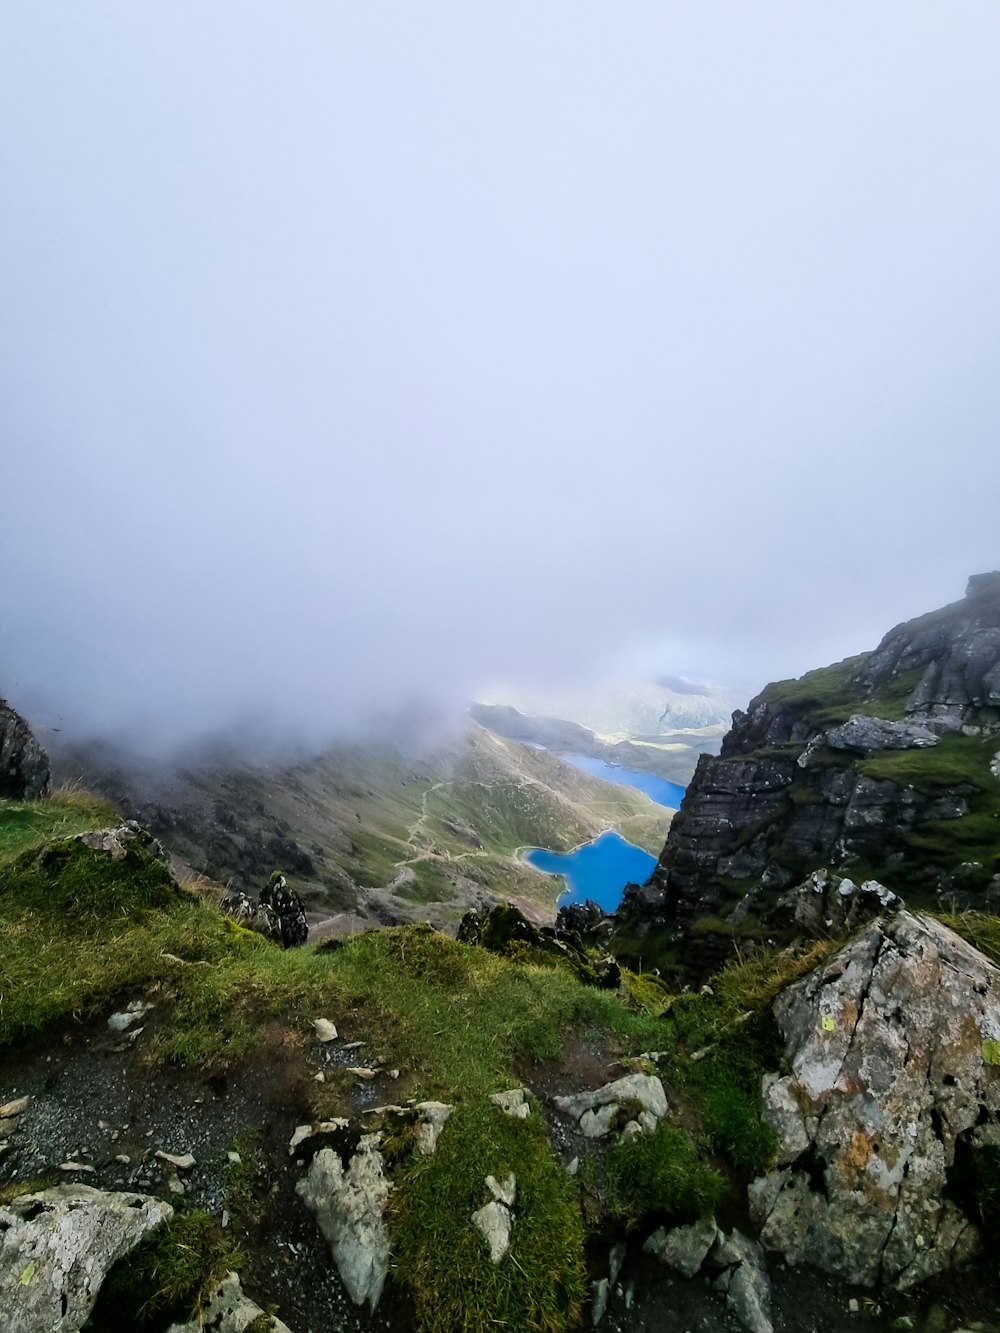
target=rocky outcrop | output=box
[0,698,49,799]
[166,1271,292,1333]
[0,1185,172,1333]
[628,576,1000,946]
[749,911,998,1289]
[458,903,621,988]
[553,1072,667,1141]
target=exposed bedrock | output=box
[749,911,1000,1289]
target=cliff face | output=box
[0,697,49,799]
[632,574,1000,934]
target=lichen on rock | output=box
[750,910,1000,1288]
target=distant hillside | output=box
[474,674,740,786]
[52,721,670,929]
[480,674,740,738]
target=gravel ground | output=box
[2,1005,999,1333]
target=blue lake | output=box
[523,830,659,913]
[562,753,686,810]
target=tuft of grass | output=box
[603,1122,723,1229]
[390,1101,585,1333]
[0,791,117,866]
[89,1211,243,1331]
[661,942,836,1175]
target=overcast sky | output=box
[2,4,999,750]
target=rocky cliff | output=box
[0,698,49,800]
[627,574,1000,943]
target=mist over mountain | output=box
[3,4,999,754]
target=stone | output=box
[644,1215,720,1277]
[312,1018,338,1042]
[764,869,901,940]
[553,1072,667,1122]
[0,1097,30,1119]
[471,1200,512,1263]
[750,911,994,1289]
[709,1229,773,1333]
[288,1119,350,1157]
[579,1104,621,1138]
[59,1162,95,1173]
[0,1185,172,1333]
[413,1101,453,1155]
[296,1136,391,1309]
[0,698,49,799]
[155,1150,196,1170]
[107,1000,153,1032]
[825,714,940,754]
[608,1241,626,1286]
[166,1270,293,1333]
[490,1088,530,1119]
[485,1174,516,1207]
[75,822,168,864]
[591,1276,609,1326]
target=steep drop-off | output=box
[627,574,1000,943]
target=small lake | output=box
[561,753,686,810]
[523,830,659,913]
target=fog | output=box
[3,4,999,752]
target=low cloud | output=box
[3,4,998,753]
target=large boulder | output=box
[749,911,999,1288]
[0,1185,172,1333]
[295,1134,392,1310]
[0,698,49,799]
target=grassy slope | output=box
[60,723,670,927]
[0,793,702,1333]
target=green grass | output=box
[0,792,743,1333]
[603,1122,723,1228]
[89,1212,243,1331]
[756,656,927,732]
[390,1102,586,1333]
[659,942,836,1175]
[0,788,118,862]
[859,731,996,795]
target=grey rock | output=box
[74,821,168,864]
[591,1276,609,1326]
[471,1200,512,1263]
[608,1241,626,1285]
[710,1230,773,1333]
[485,1173,516,1207]
[166,1270,292,1333]
[579,1104,620,1138]
[644,1215,720,1277]
[825,714,939,754]
[628,577,1000,949]
[0,698,49,799]
[553,1072,667,1122]
[295,1136,391,1309]
[0,1185,172,1333]
[751,911,994,1288]
[413,1101,453,1155]
[764,869,900,939]
[108,1000,154,1032]
[489,1088,530,1119]
[288,1119,350,1156]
